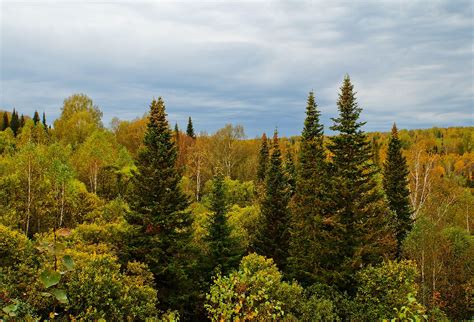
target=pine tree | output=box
[33,110,40,125]
[1,112,8,131]
[256,133,269,182]
[20,114,25,128]
[10,109,20,136]
[126,97,194,313]
[328,75,396,291]
[204,170,242,276]
[186,116,196,139]
[383,123,412,256]
[254,130,291,270]
[288,91,331,285]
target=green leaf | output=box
[51,289,68,304]
[40,269,61,288]
[62,255,75,271]
[3,303,18,316]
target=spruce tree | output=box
[284,149,296,197]
[1,112,8,131]
[254,130,291,270]
[10,109,20,136]
[33,110,40,125]
[328,75,396,291]
[256,133,269,182]
[42,112,47,128]
[186,116,196,139]
[383,123,412,256]
[204,170,242,276]
[126,97,194,313]
[20,114,25,128]
[288,91,332,285]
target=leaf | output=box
[51,289,68,304]
[40,269,61,288]
[62,255,75,271]
[3,303,18,316]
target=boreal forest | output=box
[0,76,472,321]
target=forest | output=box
[0,76,472,321]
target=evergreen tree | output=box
[126,97,194,314]
[174,123,180,143]
[1,112,8,131]
[20,114,25,128]
[254,130,291,270]
[10,109,20,136]
[284,148,296,197]
[186,116,196,139]
[328,75,396,291]
[383,123,413,256]
[256,133,269,182]
[33,110,40,125]
[288,91,331,285]
[42,112,47,128]
[204,170,242,276]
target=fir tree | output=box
[254,130,291,270]
[20,114,25,128]
[10,109,20,136]
[186,116,196,139]
[1,112,8,131]
[288,91,331,285]
[33,110,40,125]
[383,123,412,256]
[42,112,47,128]
[284,148,296,197]
[328,75,396,291]
[126,97,194,313]
[256,133,269,182]
[204,170,242,276]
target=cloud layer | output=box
[1,0,472,136]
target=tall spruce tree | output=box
[33,111,40,125]
[10,109,20,136]
[186,116,196,139]
[256,133,269,182]
[20,114,25,128]
[204,170,242,276]
[1,112,8,131]
[284,149,296,197]
[383,123,412,256]
[42,112,47,128]
[254,130,291,270]
[288,91,332,285]
[328,75,396,291]
[126,97,194,313]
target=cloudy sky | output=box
[1,0,472,137]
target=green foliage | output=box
[186,116,196,139]
[257,132,269,182]
[383,124,413,255]
[353,260,426,320]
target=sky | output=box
[1,0,473,137]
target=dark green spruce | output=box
[33,110,40,125]
[256,133,269,182]
[284,148,296,197]
[254,130,291,270]
[383,123,413,256]
[42,112,47,128]
[126,97,194,314]
[1,112,8,131]
[204,170,242,276]
[10,109,20,136]
[186,116,196,139]
[328,75,396,292]
[288,91,332,286]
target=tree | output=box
[256,133,269,182]
[126,97,194,314]
[327,75,396,291]
[10,109,20,136]
[288,91,331,286]
[383,123,413,255]
[186,116,196,139]
[42,112,47,129]
[33,111,40,125]
[284,149,297,196]
[254,130,291,270]
[1,112,8,131]
[204,170,242,276]
[20,114,25,128]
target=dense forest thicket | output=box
[0,76,472,320]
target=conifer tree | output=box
[254,130,291,270]
[256,133,269,182]
[20,114,25,128]
[1,112,8,131]
[288,91,331,285]
[126,97,194,313]
[186,116,196,139]
[10,109,20,136]
[204,170,242,276]
[284,149,296,197]
[328,75,396,291]
[33,111,40,125]
[383,123,412,256]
